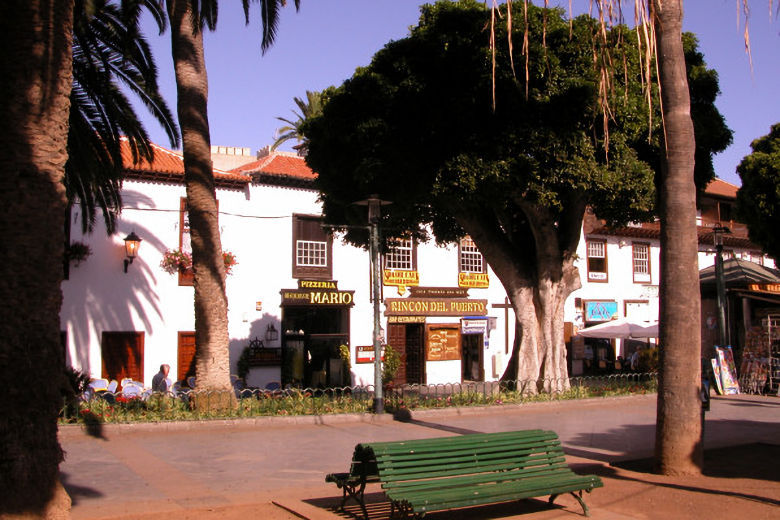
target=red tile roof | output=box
[704,178,739,199]
[119,138,251,188]
[232,151,317,181]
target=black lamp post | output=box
[712,225,730,346]
[355,194,391,414]
[123,231,142,273]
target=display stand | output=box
[739,314,779,395]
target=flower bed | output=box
[60,374,657,425]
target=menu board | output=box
[426,326,461,361]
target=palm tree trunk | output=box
[652,0,703,476]
[0,0,74,516]
[167,0,232,399]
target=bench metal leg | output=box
[548,491,591,517]
[338,480,369,520]
[389,500,421,520]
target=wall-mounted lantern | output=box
[123,231,142,273]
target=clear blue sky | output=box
[138,1,778,186]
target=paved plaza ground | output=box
[58,394,780,519]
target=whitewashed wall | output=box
[62,178,517,387]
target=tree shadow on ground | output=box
[566,442,780,508]
[611,442,780,482]
[305,491,566,520]
[60,472,103,506]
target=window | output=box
[292,214,332,279]
[632,242,651,283]
[459,237,485,273]
[586,239,608,282]
[385,237,416,270]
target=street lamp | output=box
[712,224,730,346]
[355,194,392,414]
[123,231,142,273]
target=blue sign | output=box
[585,301,618,322]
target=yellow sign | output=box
[458,272,489,288]
[748,283,780,293]
[388,315,427,324]
[383,270,419,295]
[298,279,338,289]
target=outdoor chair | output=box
[121,382,143,398]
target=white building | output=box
[62,142,515,389]
[567,178,775,372]
[62,143,774,388]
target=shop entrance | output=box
[282,306,349,388]
[462,333,484,381]
[388,323,425,385]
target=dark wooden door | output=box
[101,331,144,384]
[388,324,407,385]
[177,331,196,384]
[405,324,425,385]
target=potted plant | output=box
[64,241,92,266]
[160,248,237,275]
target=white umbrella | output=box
[577,318,658,339]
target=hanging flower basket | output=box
[65,241,92,266]
[161,248,237,276]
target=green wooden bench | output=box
[327,429,603,519]
[325,456,380,519]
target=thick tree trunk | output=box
[0,1,74,517]
[167,1,232,398]
[459,204,582,392]
[652,0,703,476]
[506,287,541,386]
[536,259,580,392]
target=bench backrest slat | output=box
[377,451,566,479]
[382,462,574,490]
[363,430,553,455]
[374,440,563,465]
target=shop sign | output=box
[748,283,780,293]
[388,315,427,324]
[461,318,488,334]
[409,286,468,298]
[383,269,419,295]
[281,289,355,306]
[385,298,487,316]
[584,300,617,322]
[298,279,338,290]
[458,272,489,288]
[355,345,385,364]
[640,285,659,298]
[426,326,460,361]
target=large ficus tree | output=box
[304,1,729,393]
[736,123,780,261]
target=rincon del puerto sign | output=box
[384,298,487,317]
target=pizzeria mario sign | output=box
[281,280,354,306]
